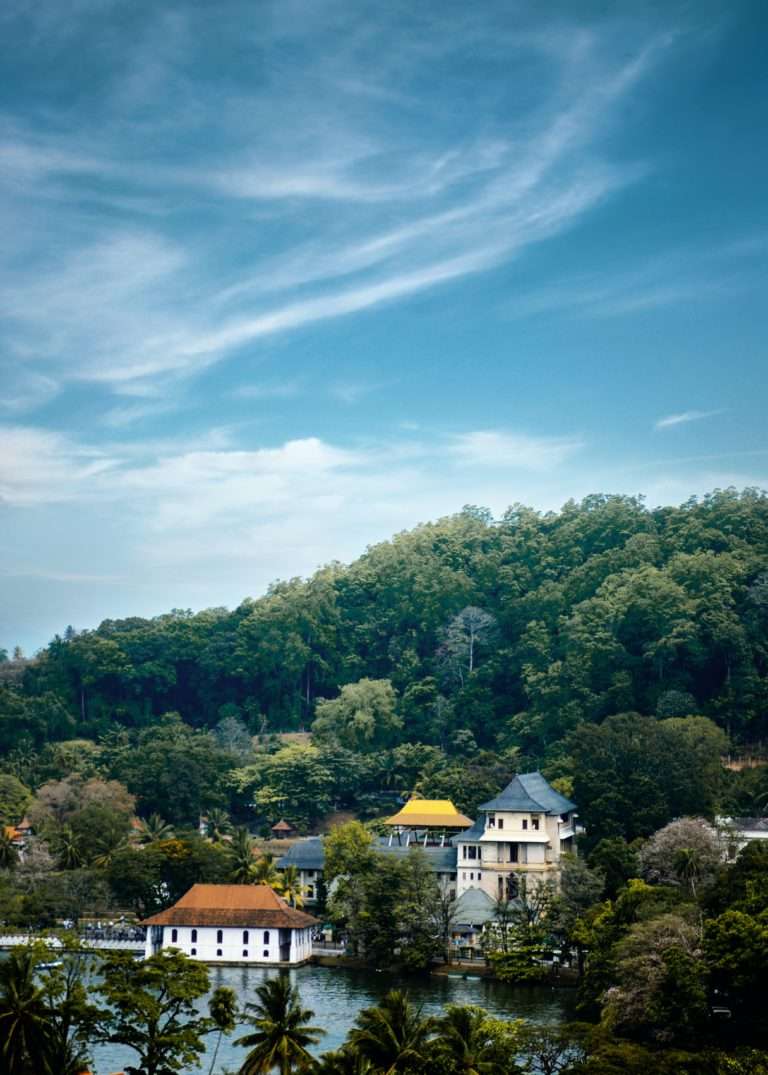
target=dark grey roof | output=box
[451,817,485,844]
[276,837,325,870]
[375,841,457,871]
[517,771,576,813]
[451,887,496,927]
[478,771,575,814]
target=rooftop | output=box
[478,771,576,815]
[451,887,496,927]
[141,884,318,929]
[384,798,474,828]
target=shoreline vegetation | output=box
[2,491,768,1070]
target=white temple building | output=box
[142,883,318,965]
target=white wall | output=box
[145,924,313,964]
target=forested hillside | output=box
[1,488,768,833]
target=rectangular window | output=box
[522,819,528,830]
[216,929,223,944]
[263,949,269,958]
[216,949,222,957]
[498,818,504,830]
[190,948,197,956]
[468,846,476,860]
[532,818,540,831]
[243,930,249,944]
[488,815,496,828]
[191,929,198,943]
[171,928,178,943]
[263,930,270,944]
[462,846,467,859]
[510,843,519,863]
[243,950,249,958]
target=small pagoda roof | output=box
[384,799,474,829]
[141,884,318,930]
[271,819,295,833]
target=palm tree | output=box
[434,1005,498,1075]
[207,986,238,1075]
[347,990,434,1075]
[235,975,324,1075]
[0,948,48,1074]
[317,1049,373,1074]
[253,852,282,890]
[279,865,304,908]
[52,825,84,870]
[207,808,234,844]
[0,827,19,869]
[230,828,256,884]
[674,846,703,898]
[136,813,175,845]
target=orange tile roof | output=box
[141,884,318,929]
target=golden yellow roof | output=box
[384,799,474,828]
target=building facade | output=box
[142,884,317,965]
[453,771,578,900]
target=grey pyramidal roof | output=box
[451,886,496,926]
[477,771,576,815]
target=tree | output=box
[0,775,32,827]
[0,947,49,1075]
[206,808,233,843]
[229,828,257,884]
[107,715,233,824]
[235,975,324,1075]
[639,817,721,897]
[433,1003,522,1075]
[280,865,305,908]
[704,909,768,1024]
[136,813,176,844]
[96,949,214,1075]
[601,913,708,1044]
[0,827,19,870]
[569,714,727,848]
[207,986,238,1075]
[323,821,375,886]
[587,838,639,899]
[437,607,498,688]
[313,679,403,752]
[347,990,433,1074]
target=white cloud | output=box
[0,426,119,506]
[450,430,584,471]
[654,410,724,430]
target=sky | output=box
[1,0,767,655]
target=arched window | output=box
[216,929,223,944]
[171,928,178,943]
[263,930,270,944]
[191,929,197,943]
[243,929,249,944]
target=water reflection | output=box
[93,963,575,1073]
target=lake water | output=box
[92,963,575,1074]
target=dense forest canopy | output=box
[3,488,766,747]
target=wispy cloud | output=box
[654,409,724,430]
[450,430,584,471]
[231,380,302,401]
[0,11,676,397]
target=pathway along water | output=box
[93,963,576,1073]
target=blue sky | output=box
[1,0,767,654]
